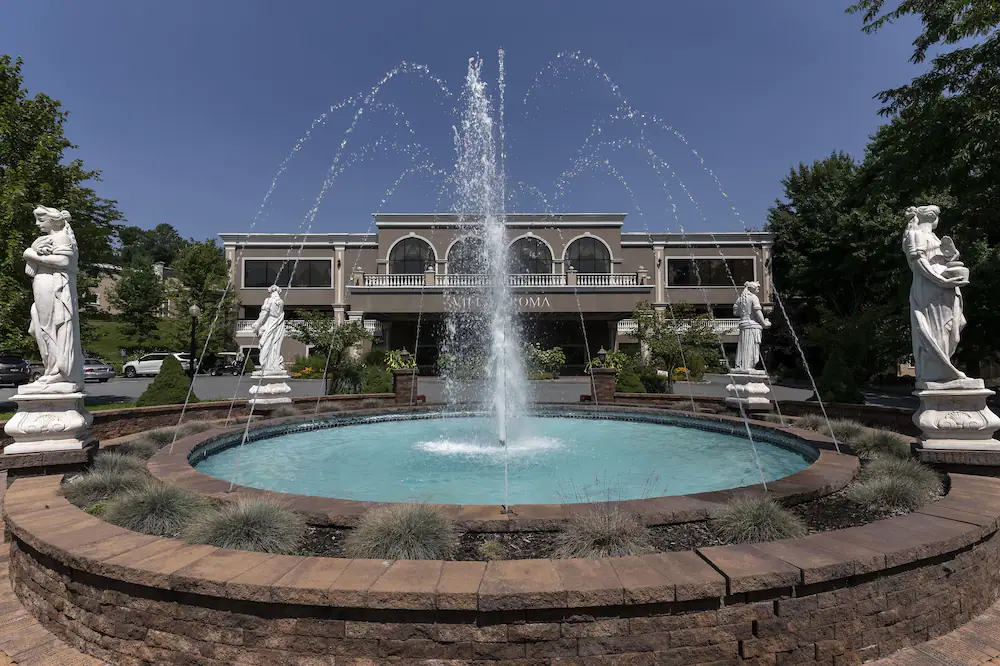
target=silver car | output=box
[83,358,116,383]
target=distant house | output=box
[90,262,179,316]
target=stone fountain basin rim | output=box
[146,404,856,531]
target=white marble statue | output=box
[733,281,770,373]
[22,206,85,393]
[251,284,287,377]
[902,205,970,388]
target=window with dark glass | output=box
[243,260,332,287]
[389,238,434,274]
[508,237,552,274]
[667,258,754,287]
[565,237,611,273]
[448,236,485,273]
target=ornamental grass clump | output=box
[848,475,927,513]
[552,508,655,559]
[852,429,912,461]
[115,437,160,460]
[61,469,147,506]
[794,414,826,432]
[91,450,147,475]
[184,496,305,553]
[267,404,300,419]
[858,457,942,498]
[344,504,458,560]
[828,419,866,446]
[710,496,807,544]
[104,482,208,537]
[477,540,507,561]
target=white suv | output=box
[122,353,192,378]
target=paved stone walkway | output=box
[871,601,1000,665]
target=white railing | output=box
[364,274,425,287]
[438,273,487,287]
[577,273,638,287]
[363,319,382,336]
[508,273,565,287]
[616,317,742,337]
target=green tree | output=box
[288,312,370,394]
[817,348,865,405]
[161,239,236,355]
[766,153,910,381]
[106,262,165,344]
[117,223,188,265]
[848,0,1000,370]
[632,301,722,392]
[0,55,123,352]
[136,355,198,407]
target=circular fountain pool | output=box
[192,412,816,505]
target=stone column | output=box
[914,380,1000,451]
[725,372,773,413]
[566,266,578,286]
[637,265,648,286]
[424,265,436,286]
[589,368,617,404]
[393,368,418,406]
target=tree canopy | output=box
[117,223,188,266]
[0,55,123,352]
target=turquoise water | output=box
[194,416,812,505]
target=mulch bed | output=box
[297,486,929,561]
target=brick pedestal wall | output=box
[393,368,418,406]
[9,529,1000,666]
[590,368,617,404]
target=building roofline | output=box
[373,213,627,228]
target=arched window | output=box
[389,237,434,274]
[566,237,611,273]
[508,237,552,274]
[447,236,485,274]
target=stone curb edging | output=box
[6,474,1000,664]
[146,405,858,531]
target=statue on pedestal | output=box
[726,281,772,412]
[733,281,771,374]
[902,205,1000,450]
[22,207,85,393]
[251,284,287,377]
[4,207,93,454]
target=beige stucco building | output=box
[221,213,772,371]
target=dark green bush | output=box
[137,356,198,407]
[184,497,306,554]
[92,451,147,475]
[817,349,864,404]
[61,469,147,506]
[344,504,458,560]
[639,373,669,393]
[710,496,807,544]
[615,369,645,393]
[327,362,364,395]
[362,364,392,393]
[104,482,208,537]
[552,508,655,559]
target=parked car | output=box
[0,353,30,387]
[122,352,192,378]
[28,361,44,382]
[83,358,116,383]
[210,358,241,376]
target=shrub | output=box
[817,349,864,404]
[852,429,912,460]
[477,540,507,561]
[638,371,669,394]
[710,496,807,544]
[552,508,655,559]
[184,496,306,554]
[92,451,147,475]
[290,354,328,379]
[616,369,645,393]
[327,362,364,395]
[828,419,866,445]
[145,428,177,446]
[137,356,199,407]
[104,482,208,537]
[859,457,942,497]
[344,504,458,560]
[362,364,392,393]
[794,414,827,432]
[178,421,212,437]
[267,404,300,419]
[61,470,147,506]
[848,475,926,513]
[115,438,159,460]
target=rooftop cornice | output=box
[373,213,628,227]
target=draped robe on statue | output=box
[253,290,286,374]
[734,288,765,373]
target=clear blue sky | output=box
[2,1,930,240]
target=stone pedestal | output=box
[589,368,617,404]
[725,372,772,412]
[248,371,292,411]
[3,391,94,454]
[913,379,1000,450]
[392,368,417,406]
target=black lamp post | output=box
[597,346,608,366]
[188,304,201,378]
[399,347,411,367]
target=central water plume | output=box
[443,56,527,482]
